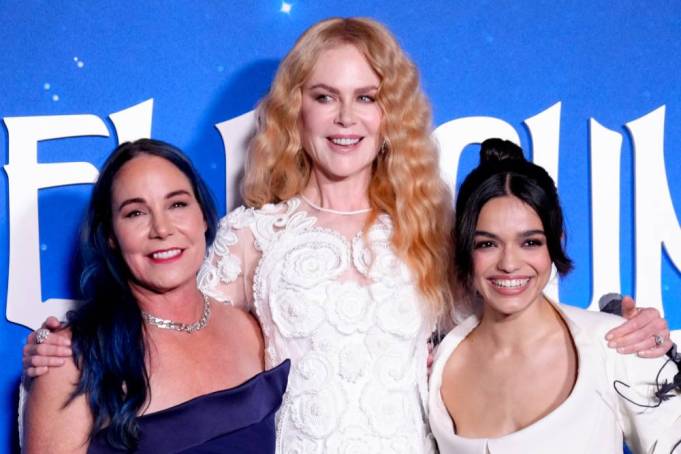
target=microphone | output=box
[598,293,624,316]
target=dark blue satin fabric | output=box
[88,360,290,453]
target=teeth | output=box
[491,278,529,288]
[331,137,360,146]
[152,249,181,260]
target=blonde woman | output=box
[24,18,671,453]
[197,18,452,452]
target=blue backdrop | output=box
[1,1,679,451]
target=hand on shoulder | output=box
[23,328,91,454]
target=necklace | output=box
[300,194,372,216]
[141,295,211,334]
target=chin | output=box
[482,294,539,316]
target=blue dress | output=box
[88,360,290,453]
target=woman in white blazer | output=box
[429,138,681,454]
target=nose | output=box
[334,101,356,127]
[497,245,520,273]
[149,211,173,239]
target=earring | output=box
[380,137,390,155]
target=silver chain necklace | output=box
[141,295,211,334]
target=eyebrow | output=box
[474,229,546,239]
[117,189,192,211]
[307,83,379,94]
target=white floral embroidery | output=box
[287,351,334,396]
[326,426,382,454]
[369,251,402,282]
[196,210,248,303]
[217,252,241,283]
[363,328,403,357]
[374,349,415,388]
[351,234,371,278]
[360,383,414,437]
[270,288,326,338]
[310,330,342,357]
[282,239,347,289]
[279,435,323,454]
[325,281,372,335]
[290,387,345,439]
[375,287,423,338]
[196,265,221,301]
[338,342,372,383]
[209,198,437,453]
[384,434,420,454]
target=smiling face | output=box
[299,44,383,185]
[472,195,552,316]
[110,154,207,295]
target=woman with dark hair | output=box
[22,139,289,453]
[429,139,681,453]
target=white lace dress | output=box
[197,198,436,453]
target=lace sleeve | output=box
[197,206,259,311]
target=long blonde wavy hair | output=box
[243,17,453,316]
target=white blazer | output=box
[429,302,681,454]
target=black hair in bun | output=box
[453,138,573,293]
[479,138,525,164]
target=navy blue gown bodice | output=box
[88,360,290,453]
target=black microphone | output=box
[598,293,624,316]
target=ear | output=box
[108,236,117,249]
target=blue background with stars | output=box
[1,1,680,451]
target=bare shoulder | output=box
[212,303,265,365]
[23,328,91,453]
[223,305,263,340]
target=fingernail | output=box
[606,334,613,341]
[607,341,616,348]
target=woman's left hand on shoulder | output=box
[605,296,672,358]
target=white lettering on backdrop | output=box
[3,100,153,328]
[3,101,679,332]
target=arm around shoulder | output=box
[562,306,681,453]
[23,330,92,454]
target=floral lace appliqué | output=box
[219,199,435,453]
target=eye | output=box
[357,94,375,103]
[314,93,334,103]
[170,200,188,209]
[124,209,144,219]
[474,240,495,249]
[523,238,544,247]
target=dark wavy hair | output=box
[453,138,573,296]
[66,139,218,450]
